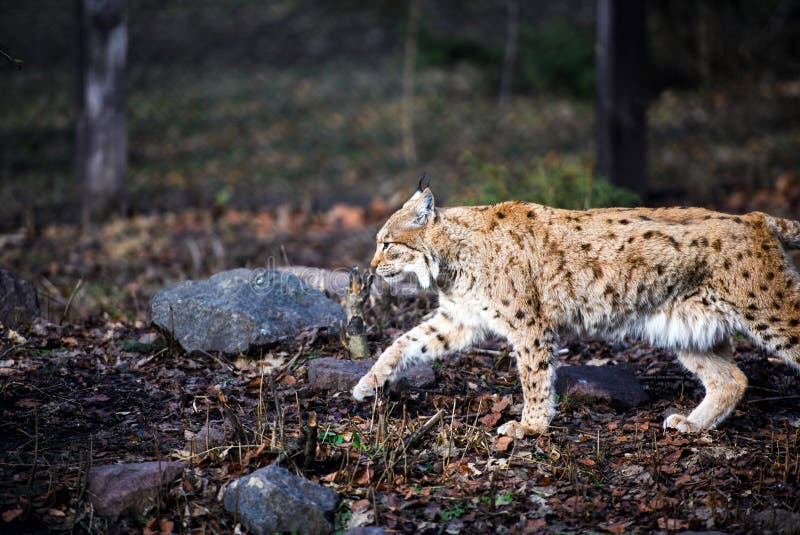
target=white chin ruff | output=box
[415,270,431,289]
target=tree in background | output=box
[76,0,128,225]
[595,0,647,196]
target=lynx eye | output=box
[382,242,391,251]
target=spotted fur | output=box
[353,188,800,437]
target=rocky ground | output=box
[2,269,800,533]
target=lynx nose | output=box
[370,255,380,268]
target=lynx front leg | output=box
[664,340,748,433]
[497,332,557,439]
[352,312,477,401]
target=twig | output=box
[385,409,445,471]
[271,377,284,444]
[0,46,24,69]
[197,349,235,372]
[746,395,800,405]
[638,375,687,382]
[60,278,83,325]
[302,411,317,469]
[27,407,39,486]
[273,343,306,384]
[216,389,248,444]
[1,342,28,360]
[471,348,506,358]
[154,428,163,519]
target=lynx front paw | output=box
[352,375,381,401]
[663,413,702,433]
[497,420,546,439]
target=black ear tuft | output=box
[417,172,431,192]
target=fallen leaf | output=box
[491,396,512,413]
[350,498,370,513]
[2,509,22,522]
[478,412,501,427]
[353,467,373,486]
[657,517,688,530]
[495,436,514,452]
[280,375,297,386]
[602,521,629,533]
[526,518,547,530]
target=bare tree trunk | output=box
[76,0,128,225]
[695,1,711,87]
[498,0,519,114]
[401,0,421,165]
[595,0,647,196]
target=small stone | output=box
[88,461,185,521]
[555,364,647,409]
[150,269,344,355]
[345,528,386,535]
[224,464,339,535]
[307,357,436,393]
[0,269,39,329]
[308,358,373,392]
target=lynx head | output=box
[370,182,439,288]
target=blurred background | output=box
[1,0,800,320]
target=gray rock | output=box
[308,357,436,393]
[150,269,345,354]
[751,509,800,535]
[345,528,386,535]
[395,362,436,389]
[224,464,339,535]
[0,269,39,329]
[555,364,647,409]
[88,461,185,521]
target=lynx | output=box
[352,183,800,438]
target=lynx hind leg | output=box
[664,340,748,433]
[740,278,800,372]
[497,335,557,439]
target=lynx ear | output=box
[411,188,435,226]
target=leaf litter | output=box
[0,213,799,533]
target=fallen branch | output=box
[745,395,800,405]
[384,409,444,471]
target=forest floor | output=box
[2,211,800,534]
